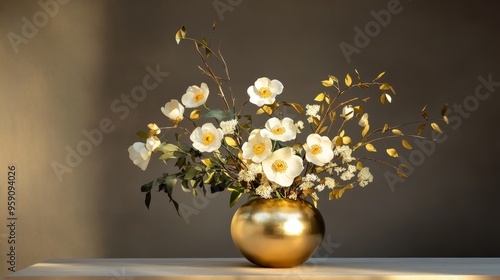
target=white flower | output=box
[358,113,369,127]
[161,99,184,122]
[305,104,320,117]
[248,163,263,175]
[315,184,325,192]
[334,145,355,163]
[340,164,357,181]
[242,129,272,163]
[247,77,284,107]
[324,177,336,189]
[340,105,354,120]
[255,184,273,199]
[190,123,223,153]
[181,82,209,108]
[358,167,373,187]
[238,170,255,182]
[262,147,304,187]
[261,117,297,142]
[303,174,319,182]
[220,119,238,135]
[299,181,314,190]
[303,133,334,166]
[128,137,161,171]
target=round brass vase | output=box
[230,198,325,268]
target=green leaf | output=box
[204,109,227,120]
[230,190,243,208]
[141,181,154,192]
[184,167,198,180]
[144,192,151,209]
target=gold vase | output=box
[230,198,325,268]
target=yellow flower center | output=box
[272,159,288,173]
[253,143,266,155]
[272,125,286,135]
[194,92,205,103]
[311,144,322,155]
[258,87,272,98]
[202,132,215,145]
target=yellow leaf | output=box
[189,109,200,120]
[345,73,352,87]
[402,139,413,150]
[443,115,449,124]
[361,124,370,137]
[373,71,385,81]
[386,148,399,158]
[431,122,442,133]
[382,123,389,133]
[175,26,186,44]
[314,92,325,101]
[365,143,377,152]
[201,158,213,168]
[224,136,238,147]
[392,129,404,136]
[335,136,343,147]
[319,126,328,134]
[321,78,334,87]
[329,111,336,121]
[313,116,320,126]
[256,107,265,115]
[342,136,351,145]
[325,96,331,104]
[379,83,391,90]
[356,161,363,171]
[339,130,345,137]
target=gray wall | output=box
[1,0,499,275]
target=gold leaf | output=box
[386,148,399,158]
[390,85,396,95]
[355,69,361,82]
[441,103,448,116]
[325,96,331,104]
[335,136,343,147]
[329,111,336,121]
[313,116,320,126]
[321,78,334,87]
[365,143,377,152]
[345,73,352,87]
[319,126,328,134]
[443,115,449,124]
[224,136,238,147]
[189,109,200,120]
[175,26,186,44]
[431,122,442,133]
[382,123,389,133]
[356,161,363,171]
[399,164,410,170]
[402,139,413,150]
[201,158,213,168]
[380,93,386,105]
[361,124,370,137]
[392,129,404,136]
[283,102,304,114]
[421,105,429,120]
[261,105,273,115]
[379,83,391,90]
[397,171,408,178]
[417,124,426,135]
[314,92,325,101]
[342,136,351,145]
[339,130,345,137]
[373,71,385,81]
[256,107,265,115]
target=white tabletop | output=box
[6,258,500,279]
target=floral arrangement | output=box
[128,25,448,212]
